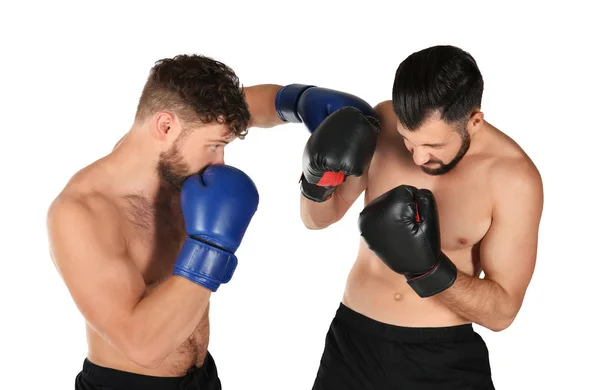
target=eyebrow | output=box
[209,138,231,145]
[399,134,445,148]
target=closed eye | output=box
[400,135,445,148]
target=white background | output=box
[1,1,598,388]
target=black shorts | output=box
[312,303,495,390]
[74,351,221,390]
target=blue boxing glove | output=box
[275,84,376,133]
[173,164,259,292]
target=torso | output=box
[76,174,209,376]
[342,102,522,327]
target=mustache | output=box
[424,158,443,165]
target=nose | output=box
[214,152,225,165]
[412,147,430,166]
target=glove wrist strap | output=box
[173,238,238,292]
[300,174,335,203]
[406,252,457,298]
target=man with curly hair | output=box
[47,54,262,390]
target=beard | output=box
[157,140,190,191]
[420,131,471,176]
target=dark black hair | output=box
[135,54,250,138]
[392,45,483,131]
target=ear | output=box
[152,112,176,141]
[467,110,484,135]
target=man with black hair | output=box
[248,44,543,389]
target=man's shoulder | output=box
[486,150,543,209]
[373,100,407,146]
[47,186,124,244]
[49,190,114,220]
[47,190,130,273]
[482,123,541,185]
[374,100,394,124]
[49,160,123,220]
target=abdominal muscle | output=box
[342,241,470,328]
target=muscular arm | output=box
[47,198,211,368]
[436,160,544,331]
[300,174,369,229]
[244,84,286,128]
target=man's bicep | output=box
[48,200,146,337]
[480,164,543,302]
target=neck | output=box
[103,128,177,202]
[464,120,491,157]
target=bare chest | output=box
[122,196,187,287]
[367,150,493,253]
[108,194,208,373]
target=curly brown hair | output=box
[135,54,250,138]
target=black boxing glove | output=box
[358,185,457,297]
[301,107,380,202]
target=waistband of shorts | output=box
[335,302,476,343]
[81,352,214,390]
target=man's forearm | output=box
[300,193,341,229]
[244,84,286,128]
[122,276,211,368]
[436,270,519,332]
